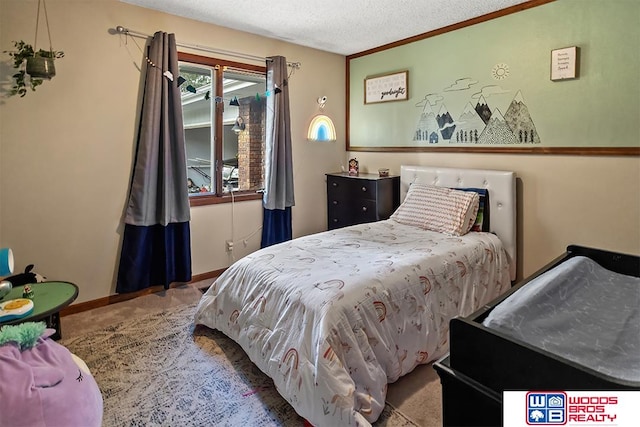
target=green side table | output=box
[0,281,78,340]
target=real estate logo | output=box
[505,391,637,426]
[526,392,566,425]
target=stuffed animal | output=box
[0,322,103,427]
[4,264,46,287]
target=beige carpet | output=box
[61,282,443,426]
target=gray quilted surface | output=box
[483,256,640,383]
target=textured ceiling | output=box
[121,0,532,56]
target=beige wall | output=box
[348,153,640,280]
[2,0,638,306]
[0,0,345,303]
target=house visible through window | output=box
[178,52,266,205]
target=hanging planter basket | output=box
[4,0,63,96]
[26,55,56,79]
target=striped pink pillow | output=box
[390,184,479,236]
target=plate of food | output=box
[0,298,34,322]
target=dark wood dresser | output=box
[326,172,400,230]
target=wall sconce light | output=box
[308,114,336,142]
[232,117,245,134]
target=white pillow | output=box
[390,184,479,236]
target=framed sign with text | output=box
[551,46,579,81]
[364,70,409,104]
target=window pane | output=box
[223,69,266,193]
[178,54,266,201]
[180,63,214,194]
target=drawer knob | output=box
[362,206,367,212]
[332,200,338,205]
[332,182,338,187]
[333,218,338,223]
[361,186,367,192]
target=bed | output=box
[194,165,517,426]
[435,245,640,426]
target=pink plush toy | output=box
[0,323,103,427]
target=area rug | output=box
[61,303,419,426]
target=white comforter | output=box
[194,220,511,426]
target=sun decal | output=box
[492,63,510,80]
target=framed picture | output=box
[364,70,409,104]
[550,46,579,81]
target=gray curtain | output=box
[124,32,190,226]
[261,56,295,248]
[263,56,295,211]
[117,31,192,293]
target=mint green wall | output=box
[349,0,640,148]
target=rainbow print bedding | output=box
[194,219,511,426]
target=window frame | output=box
[178,52,266,207]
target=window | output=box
[178,52,266,205]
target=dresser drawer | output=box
[350,180,377,200]
[328,201,353,227]
[327,212,350,229]
[327,175,377,200]
[351,199,378,223]
[328,199,377,227]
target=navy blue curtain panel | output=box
[261,207,292,248]
[117,31,192,293]
[261,56,295,248]
[117,223,192,293]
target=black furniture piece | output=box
[326,172,400,230]
[434,245,640,427]
[434,355,502,427]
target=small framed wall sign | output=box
[364,70,409,104]
[550,46,579,81]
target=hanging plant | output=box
[5,41,64,97]
[3,0,64,97]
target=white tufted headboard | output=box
[400,165,517,281]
